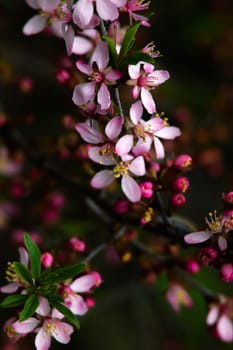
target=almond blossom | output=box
[73,42,122,110]
[184,211,233,251]
[129,101,181,158]
[122,0,150,26]
[127,62,170,114]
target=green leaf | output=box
[103,36,118,68]
[41,263,85,285]
[118,22,141,63]
[49,297,80,330]
[19,294,39,322]
[0,294,28,308]
[24,233,41,281]
[14,262,33,286]
[127,52,155,65]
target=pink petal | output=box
[105,116,123,140]
[184,231,212,244]
[76,60,92,75]
[111,0,126,5]
[70,274,96,293]
[36,297,50,317]
[73,0,93,28]
[51,321,73,344]
[72,36,93,55]
[155,126,181,140]
[148,69,170,85]
[97,83,110,110]
[143,63,154,73]
[206,305,219,325]
[91,41,109,72]
[133,137,152,156]
[35,326,51,350]
[115,135,133,156]
[88,146,116,165]
[153,137,165,159]
[130,101,143,124]
[40,0,59,12]
[13,318,40,334]
[63,24,75,56]
[121,175,141,202]
[19,247,29,266]
[66,294,88,315]
[129,156,145,176]
[23,15,47,35]
[132,85,140,99]
[91,170,114,189]
[128,63,141,79]
[105,69,122,82]
[217,315,233,342]
[72,82,95,106]
[141,88,156,114]
[75,123,103,144]
[218,236,227,251]
[25,0,40,9]
[96,0,119,21]
[0,283,18,294]
[145,117,164,131]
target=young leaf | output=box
[24,233,41,281]
[103,36,118,68]
[14,262,33,286]
[118,22,141,63]
[41,263,85,285]
[0,294,28,308]
[49,297,80,330]
[19,294,39,322]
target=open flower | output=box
[127,62,170,114]
[73,42,122,110]
[122,0,150,26]
[129,101,181,158]
[184,211,233,251]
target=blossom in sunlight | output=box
[184,211,233,251]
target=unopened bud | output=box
[41,252,54,268]
[171,193,186,207]
[172,176,190,193]
[174,154,192,171]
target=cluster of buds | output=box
[0,234,100,349]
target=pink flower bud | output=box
[86,296,95,308]
[140,181,154,198]
[171,193,186,207]
[69,237,86,252]
[221,263,233,282]
[114,200,129,214]
[41,252,54,268]
[185,259,200,274]
[56,69,70,84]
[174,154,192,170]
[49,191,65,209]
[151,162,161,172]
[172,176,190,193]
[199,247,218,264]
[223,192,233,206]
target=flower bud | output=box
[69,237,86,252]
[221,263,233,282]
[199,247,218,264]
[86,296,95,308]
[223,192,233,206]
[41,252,54,268]
[56,69,70,84]
[174,154,192,170]
[172,176,190,193]
[140,181,154,198]
[114,200,129,214]
[185,259,200,274]
[171,193,186,207]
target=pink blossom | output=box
[123,0,150,26]
[127,62,170,114]
[166,284,192,312]
[73,0,126,29]
[207,304,233,342]
[129,101,181,158]
[184,211,233,251]
[73,42,122,110]
[90,155,146,202]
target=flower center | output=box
[89,72,104,83]
[205,211,222,232]
[113,162,129,178]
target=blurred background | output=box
[0,0,233,349]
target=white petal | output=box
[129,156,145,176]
[155,126,181,140]
[130,101,143,124]
[13,318,40,334]
[184,231,212,244]
[115,135,133,156]
[217,315,233,342]
[141,88,156,114]
[128,63,141,79]
[206,306,219,325]
[91,170,114,189]
[91,41,109,72]
[88,146,116,165]
[153,137,165,159]
[105,116,123,140]
[23,15,47,35]
[35,326,51,350]
[121,175,141,202]
[70,274,96,293]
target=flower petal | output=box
[35,326,51,350]
[97,83,110,110]
[129,156,145,176]
[105,116,123,140]
[72,36,93,55]
[23,15,47,35]
[66,294,88,315]
[115,135,133,156]
[133,137,152,156]
[71,274,96,293]
[121,175,141,202]
[218,236,227,251]
[155,126,181,140]
[153,137,165,159]
[75,123,103,144]
[91,170,114,189]
[96,0,119,21]
[73,0,93,28]
[88,146,116,165]
[72,83,95,106]
[130,101,143,125]
[51,321,73,344]
[128,63,141,79]
[13,318,40,334]
[40,0,59,12]
[217,315,233,343]
[0,283,18,294]
[184,231,212,244]
[36,297,50,317]
[91,41,109,72]
[63,24,75,56]
[141,88,156,114]
[206,305,219,325]
[19,247,29,266]
[105,69,122,82]
[25,0,40,9]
